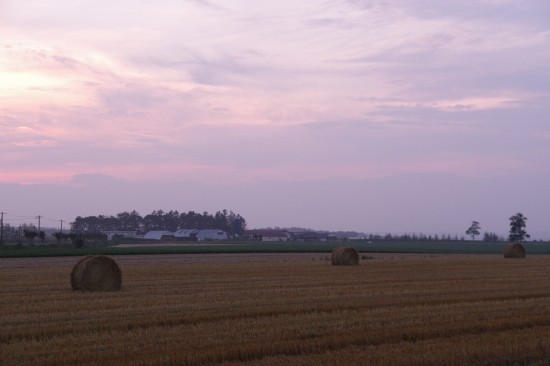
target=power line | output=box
[44,218,61,222]
[0,211,70,228]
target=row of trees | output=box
[466,212,530,242]
[0,223,75,246]
[367,233,466,241]
[70,209,247,236]
[0,224,46,245]
[366,233,506,242]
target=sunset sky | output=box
[1,1,549,238]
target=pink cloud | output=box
[0,0,548,237]
[11,140,58,148]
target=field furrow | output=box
[2,255,550,365]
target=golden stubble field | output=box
[2,253,550,365]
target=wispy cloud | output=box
[0,0,549,234]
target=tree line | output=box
[70,209,247,236]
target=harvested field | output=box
[0,252,480,268]
[3,254,550,365]
[112,242,242,248]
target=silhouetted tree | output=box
[466,221,481,240]
[509,212,530,242]
[23,230,38,245]
[116,210,143,231]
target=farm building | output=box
[244,230,290,241]
[144,229,227,241]
[195,229,228,241]
[143,231,175,241]
[101,230,139,240]
[290,231,327,241]
[173,229,199,241]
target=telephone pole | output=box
[37,215,41,232]
[0,212,4,245]
[60,220,64,233]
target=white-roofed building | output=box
[173,229,199,241]
[144,231,175,241]
[195,229,228,241]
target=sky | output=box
[1,0,549,238]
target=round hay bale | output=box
[331,247,359,266]
[71,255,122,291]
[331,247,345,265]
[70,255,93,290]
[503,243,526,258]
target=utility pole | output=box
[60,220,64,233]
[0,212,4,245]
[37,215,41,233]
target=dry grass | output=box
[2,254,550,365]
